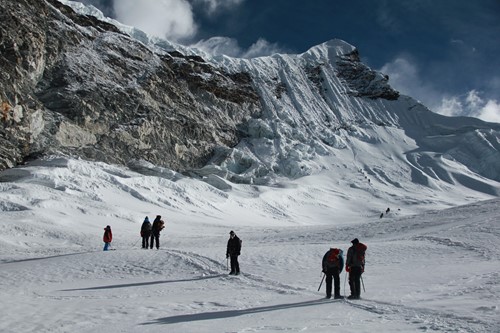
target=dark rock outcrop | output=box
[0,0,260,171]
[335,50,399,100]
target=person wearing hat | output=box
[150,215,165,250]
[226,230,242,275]
[140,216,152,249]
[103,225,112,251]
[346,238,367,299]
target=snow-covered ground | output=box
[0,157,499,332]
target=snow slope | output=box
[57,0,500,200]
[0,158,499,332]
[0,2,499,332]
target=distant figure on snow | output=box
[140,216,152,249]
[380,213,384,218]
[103,225,112,251]
[346,238,367,299]
[386,207,390,214]
[226,230,242,275]
[150,215,165,249]
[322,247,344,299]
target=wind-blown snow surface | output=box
[0,158,499,332]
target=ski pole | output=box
[361,275,366,292]
[317,273,326,292]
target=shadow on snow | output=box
[142,298,335,325]
[60,274,224,291]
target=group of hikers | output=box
[102,215,165,251]
[140,215,165,249]
[103,219,366,300]
[321,238,367,300]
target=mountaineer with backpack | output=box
[346,238,367,300]
[322,247,344,299]
[140,216,152,249]
[226,230,242,275]
[150,215,165,250]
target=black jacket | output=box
[151,216,164,235]
[141,221,152,237]
[226,235,241,256]
[346,243,367,269]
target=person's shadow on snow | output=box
[142,298,332,325]
[60,274,223,291]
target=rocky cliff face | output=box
[0,0,260,172]
[1,0,500,195]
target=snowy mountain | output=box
[1,0,499,209]
[1,1,500,332]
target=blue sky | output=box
[79,0,500,123]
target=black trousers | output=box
[142,235,150,248]
[150,233,160,249]
[325,267,341,298]
[230,255,239,273]
[349,266,363,297]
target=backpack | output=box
[355,243,367,266]
[325,248,343,268]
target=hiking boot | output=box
[347,295,359,300]
[325,295,331,299]
[235,272,240,275]
[229,271,235,275]
[334,295,344,299]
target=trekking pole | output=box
[131,238,141,249]
[344,272,347,295]
[361,275,366,292]
[317,273,326,292]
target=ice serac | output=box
[1,0,499,199]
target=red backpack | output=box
[326,248,343,268]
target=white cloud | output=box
[435,90,500,124]
[380,56,442,108]
[191,37,283,58]
[113,0,197,41]
[465,90,482,109]
[380,57,500,124]
[474,99,500,123]
[193,0,244,15]
[109,0,277,59]
[242,39,283,58]
[435,96,463,117]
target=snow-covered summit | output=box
[300,39,358,63]
[1,0,499,214]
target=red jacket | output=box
[103,227,112,243]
